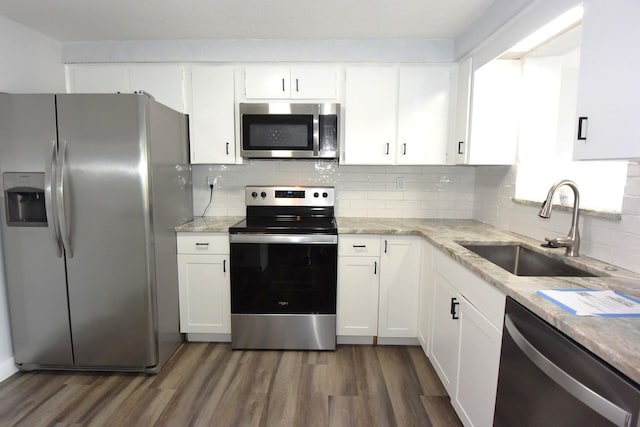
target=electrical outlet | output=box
[207,176,221,188]
[396,176,405,190]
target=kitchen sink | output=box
[461,243,599,277]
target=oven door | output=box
[229,234,337,315]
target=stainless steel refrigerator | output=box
[0,93,192,372]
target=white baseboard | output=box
[0,357,18,383]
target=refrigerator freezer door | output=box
[0,94,73,365]
[55,94,157,368]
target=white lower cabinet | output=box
[176,233,230,338]
[455,297,502,427]
[337,235,421,341]
[430,271,461,395]
[337,256,379,336]
[428,248,506,427]
[378,236,421,337]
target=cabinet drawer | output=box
[177,233,229,254]
[338,235,381,257]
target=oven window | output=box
[242,114,313,150]
[230,243,337,314]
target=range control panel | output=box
[245,186,334,207]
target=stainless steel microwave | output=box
[239,103,340,159]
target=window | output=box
[510,21,627,213]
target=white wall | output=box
[0,15,64,381]
[192,162,475,219]
[473,163,640,274]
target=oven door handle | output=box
[229,234,337,244]
[504,315,632,427]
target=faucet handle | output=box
[541,238,560,248]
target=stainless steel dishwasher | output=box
[494,297,640,427]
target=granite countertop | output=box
[338,217,640,385]
[175,216,243,232]
[176,216,640,384]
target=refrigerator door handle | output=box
[56,140,73,258]
[45,139,63,257]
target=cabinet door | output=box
[290,65,338,99]
[397,65,450,165]
[343,66,398,165]
[574,0,640,160]
[466,59,519,165]
[244,65,290,99]
[455,297,502,427]
[337,256,380,336]
[453,58,472,164]
[188,66,236,164]
[378,236,421,337]
[128,65,185,113]
[430,271,460,396]
[177,254,230,334]
[417,241,434,355]
[67,65,129,93]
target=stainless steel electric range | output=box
[228,186,337,350]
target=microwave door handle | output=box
[313,109,320,156]
[505,315,632,427]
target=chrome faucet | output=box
[538,179,581,257]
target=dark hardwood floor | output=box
[0,343,462,427]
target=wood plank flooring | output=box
[0,343,462,427]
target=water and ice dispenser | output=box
[3,172,47,226]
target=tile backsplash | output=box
[192,160,640,273]
[473,163,640,274]
[192,161,476,219]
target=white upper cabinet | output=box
[67,64,186,113]
[187,66,236,164]
[397,65,451,165]
[344,65,398,165]
[128,65,185,113]
[452,58,472,165]
[67,65,129,94]
[290,65,338,99]
[243,64,338,99]
[453,59,520,165]
[574,0,640,160]
[344,64,451,165]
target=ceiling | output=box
[0,0,494,42]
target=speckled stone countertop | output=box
[176,216,640,384]
[175,216,243,232]
[338,217,640,385]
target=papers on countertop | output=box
[536,289,640,317]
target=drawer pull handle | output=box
[352,244,366,248]
[195,242,209,248]
[374,261,377,275]
[450,297,459,320]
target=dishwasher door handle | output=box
[505,315,632,427]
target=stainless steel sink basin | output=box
[461,243,599,277]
